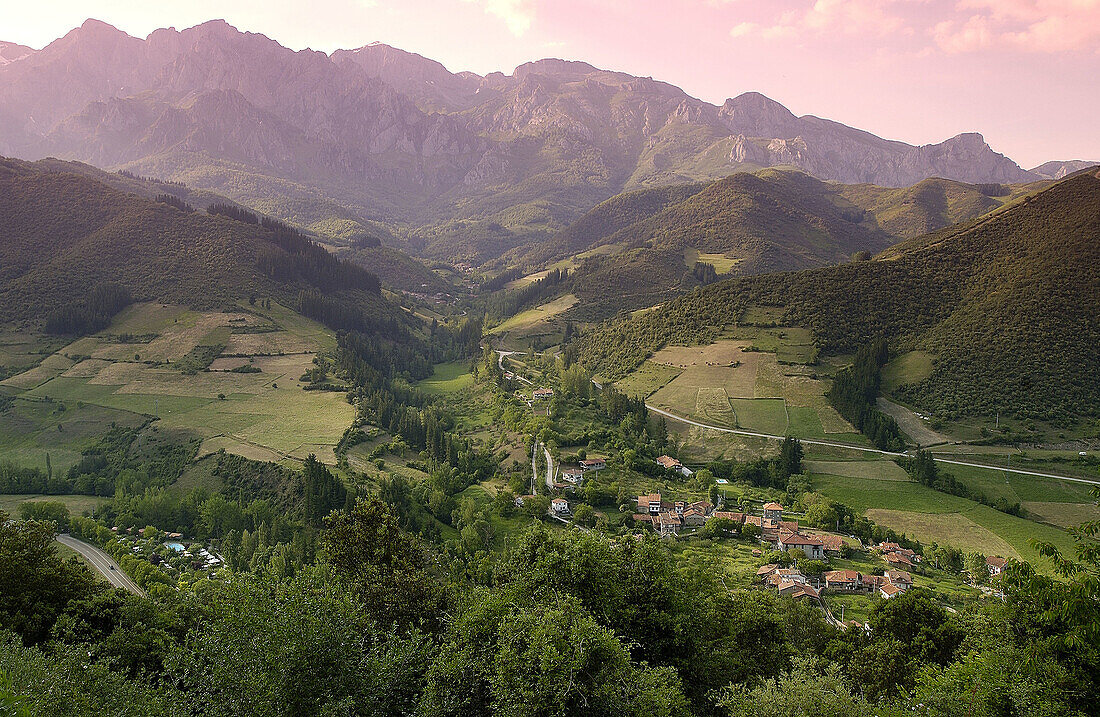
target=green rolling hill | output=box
[0,156,405,330]
[551,168,1043,320]
[578,168,1100,421]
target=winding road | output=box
[57,534,145,596]
[645,403,1100,487]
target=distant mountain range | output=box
[0,19,1076,263]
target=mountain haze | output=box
[0,156,398,328]
[0,19,1045,263]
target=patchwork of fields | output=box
[806,458,1087,573]
[626,338,853,438]
[0,303,352,468]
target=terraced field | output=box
[1,302,353,466]
[633,338,852,437]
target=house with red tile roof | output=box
[656,511,682,537]
[777,531,825,560]
[778,581,820,601]
[885,552,913,568]
[817,534,846,555]
[762,502,784,521]
[824,570,862,592]
[986,556,1008,575]
[885,570,912,588]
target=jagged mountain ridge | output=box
[0,19,1043,262]
[1030,160,1099,180]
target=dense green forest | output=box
[3,492,1098,715]
[578,169,1100,421]
[554,169,1034,320]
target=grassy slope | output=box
[580,169,1100,420]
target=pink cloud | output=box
[730,0,917,42]
[948,0,1100,52]
[933,14,995,52]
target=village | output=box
[502,375,1014,630]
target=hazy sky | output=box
[3,0,1098,167]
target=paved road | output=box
[646,403,1100,486]
[532,439,556,490]
[57,534,145,596]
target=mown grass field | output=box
[809,467,1080,572]
[416,361,475,395]
[0,493,110,517]
[2,303,353,466]
[635,337,851,439]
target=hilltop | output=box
[550,169,1042,319]
[578,169,1100,420]
[0,157,400,330]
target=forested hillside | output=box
[0,157,400,331]
[578,169,1100,421]
[561,169,1032,319]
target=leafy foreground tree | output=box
[171,568,434,717]
[715,657,898,717]
[423,588,688,717]
[2,499,1099,716]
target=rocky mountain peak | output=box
[513,58,599,81]
[718,92,799,137]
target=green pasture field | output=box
[803,459,910,481]
[729,398,788,435]
[0,493,110,517]
[739,305,786,325]
[726,326,817,364]
[4,303,352,466]
[0,396,148,474]
[488,294,578,335]
[882,350,935,392]
[416,361,475,395]
[613,361,683,398]
[682,248,743,274]
[938,461,1098,504]
[809,471,1078,572]
[1022,501,1100,529]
